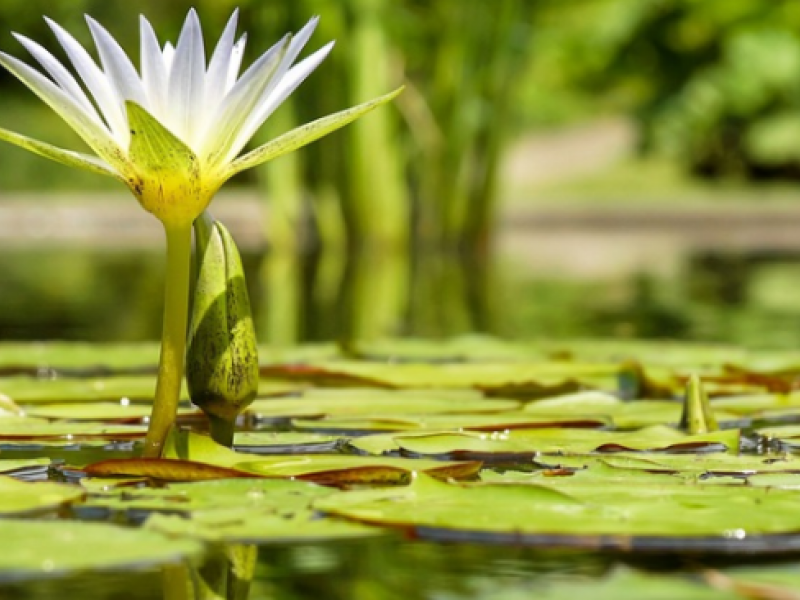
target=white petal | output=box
[163,42,175,74]
[0,50,127,171]
[227,41,333,162]
[45,17,128,143]
[139,16,169,120]
[12,33,99,119]
[226,34,247,93]
[166,9,206,146]
[86,16,148,114]
[199,34,289,163]
[204,9,239,114]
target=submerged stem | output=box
[143,222,193,458]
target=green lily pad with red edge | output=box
[261,360,620,392]
[292,412,610,434]
[543,452,800,475]
[0,420,146,444]
[83,457,260,481]
[348,426,739,457]
[236,455,482,484]
[0,341,337,373]
[84,477,339,515]
[0,342,160,373]
[145,509,386,544]
[234,431,342,453]
[340,336,539,362]
[0,519,202,581]
[314,472,800,547]
[0,376,180,404]
[24,402,200,422]
[0,474,85,516]
[86,430,482,484]
[530,339,748,368]
[523,392,742,429]
[0,420,146,442]
[248,387,516,420]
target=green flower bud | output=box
[187,212,258,446]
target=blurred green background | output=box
[3,0,800,346]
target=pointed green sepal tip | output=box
[187,213,259,440]
[226,86,405,178]
[0,125,120,179]
[679,374,719,434]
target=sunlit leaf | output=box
[316,473,800,545]
[0,520,202,581]
[0,475,84,516]
[349,426,739,457]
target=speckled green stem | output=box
[143,222,193,458]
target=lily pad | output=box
[293,413,609,434]
[349,426,739,457]
[0,376,177,404]
[524,392,741,429]
[234,431,342,454]
[84,477,338,515]
[248,388,518,420]
[24,402,200,422]
[0,519,202,581]
[262,360,620,393]
[86,430,482,484]
[0,421,146,442]
[316,473,800,549]
[0,475,84,516]
[145,510,386,544]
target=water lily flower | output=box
[0,9,401,457]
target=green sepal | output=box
[0,125,120,179]
[679,374,719,434]
[187,213,259,434]
[225,87,404,178]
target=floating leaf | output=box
[316,473,800,547]
[349,426,739,457]
[293,413,609,434]
[262,360,619,392]
[237,455,482,484]
[146,509,386,544]
[234,431,341,454]
[0,475,84,516]
[0,519,202,581]
[0,376,178,404]
[25,402,200,422]
[85,477,338,515]
[248,388,517,420]
[0,420,146,442]
[84,457,259,481]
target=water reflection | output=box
[3,246,800,348]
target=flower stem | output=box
[142,222,193,458]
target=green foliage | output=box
[521,0,800,178]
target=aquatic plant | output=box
[0,9,400,456]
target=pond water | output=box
[3,244,800,347]
[6,240,800,598]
